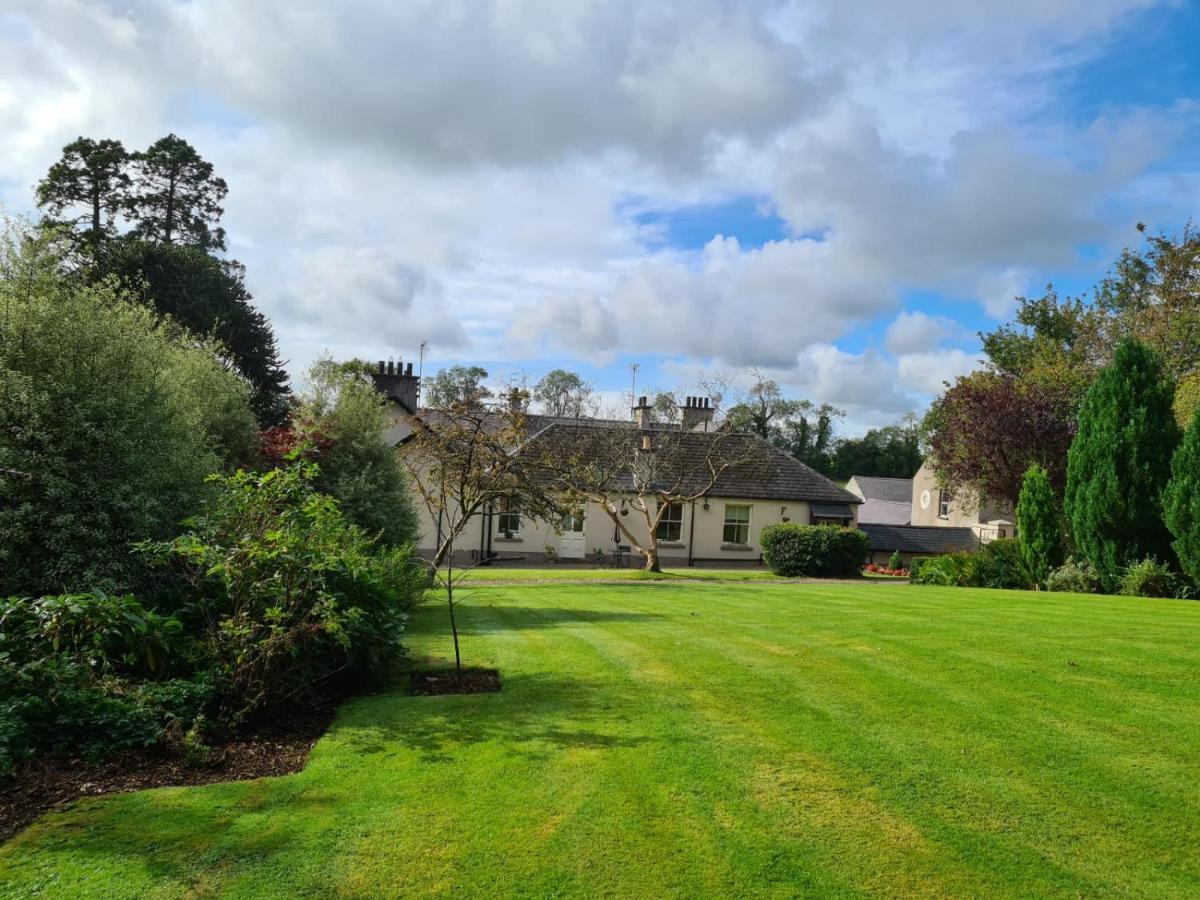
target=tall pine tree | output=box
[1016,464,1063,589]
[1064,340,1180,587]
[35,137,130,251]
[128,134,228,251]
[1163,406,1200,581]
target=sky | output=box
[2,0,1198,433]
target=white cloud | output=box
[896,348,983,396]
[884,311,960,355]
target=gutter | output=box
[687,499,697,567]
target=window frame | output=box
[937,490,951,520]
[722,503,751,545]
[497,509,521,536]
[655,501,684,542]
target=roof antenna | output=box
[630,361,639,408]
[417,339,428,407]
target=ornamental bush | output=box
[888,550,904,571]
[1045,557,1103,594]
[1118,558,1181,599]
[760,524,869,577]
[1016,464,1064,589]
[910,541,1030,590]
[139,458,425,721]
[910,552,977,586]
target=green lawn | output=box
[3,579,1199,897]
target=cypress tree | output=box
[1064,340,1180,588]
[1016,464,1063,589]
[1163,406,1200,580]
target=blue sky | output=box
[2,1,1197,432]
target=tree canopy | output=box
[424,365,492,409]
[128,134,229,251]
[35,137,131,251]
[532,369,593,417]
[1163,406,1200,581]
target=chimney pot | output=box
[406,362,413,376]
[378,360,385,374]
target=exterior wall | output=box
[910,462,1013,539]
[406,492,847,566]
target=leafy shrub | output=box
[1118,558,1181,599]
[140,458,424,721]
[761,525,869,577]
[974,539,1033,590]
[0,592,208,775]
[909,557,932,578]
[910,552,977,586]
[0,224,257,596]
[888,550,904,571]
[1045,557,1103,594]
[1016,464,1064,588]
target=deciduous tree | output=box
[424,365,491,409]
[532,369,593,417]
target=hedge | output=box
[760,524,869,578]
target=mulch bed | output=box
[0,704,334,845]
[409,667,502,696]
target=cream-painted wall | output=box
[910,461,1013,538]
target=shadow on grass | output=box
[452,603,666,634]
[338,670,656,764]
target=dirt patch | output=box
[409,668,502,696]
[0,704,334,845]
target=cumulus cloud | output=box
[0,0,1192,406]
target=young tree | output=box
[724,373,802,439]
[536,424,754,572]
[92,240,291,425]
[128,134,228,251]
[925,369,1079,507]
[1016,464,1063,589]
[35,137,131,250]
[424,365,492,409]
[405,402,561,673]
[1065,340,1181,587]
[532,368,592,417]
[294,358,420,548]
[1163,406,1200,581]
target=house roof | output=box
[848,476,912,504]
[858,523,977,554]
[525,422,863,505]
[857,498,911,525]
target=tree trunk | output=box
[446,558,462,677]
[643,546,662,573]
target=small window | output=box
[723,504,751,545]
[497,510,520,536]
[656,502,684,542]
[937,490,951,519]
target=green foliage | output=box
[93,239,291,426]
[140,459,423,721]
[888,550,904,571]
[909,557,932,578]
[1016,464,1064,588]
[1065,340,1181,588]
[0,225,257,595]
[828,416,922,481]
[1163,407,1200,580]
[533,369,592,417]
[424,365,491,408]
[1117,558,1181,599]
[911,541,1030,590]
[295,358,420,548]
[129,134,228,251]
[1045,557,1103,594]
[910,552,976,586]
[760,524,868,577]
[0,591,207,775]
[35,137,131,251]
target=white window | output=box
[656,502,684,542]
[937,490,951,519]
[723,504,751,544]
[497,510,520,536]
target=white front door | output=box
[558,507,586,558]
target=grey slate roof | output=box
[849,476,913,504]
[857,498,912,525]
[858,523,978,554]
[528,422,862,505]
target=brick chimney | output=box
[370,359,420,412]
[681,396,715,431]
[632,395,652,428]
